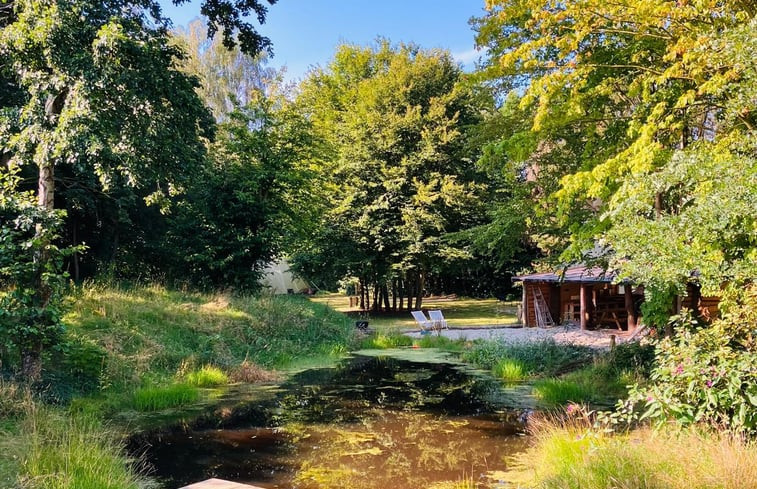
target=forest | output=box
[1,0,756,488]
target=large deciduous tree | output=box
[293,41,490,310]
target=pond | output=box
[128,349,536,489]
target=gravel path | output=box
[405,324,633,349]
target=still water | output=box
[129,349,534,488]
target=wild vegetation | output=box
[1,0,755,487]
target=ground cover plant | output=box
[508,418,757,489]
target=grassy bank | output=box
[0,282,358,489]
[509,418,757,489]
[62,282,356,393]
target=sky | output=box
[160,1,489,82]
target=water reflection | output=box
[130,350,531,488]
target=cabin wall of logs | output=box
[520,279,721,330]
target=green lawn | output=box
[309,293,520,330]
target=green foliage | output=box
[616,287,757,434]
[462,339,595,378]
[606,147,757,322]
[163,97,315,290]
[473,0,756,319]
[493,358,526,382]
[16,408,143,489]
[0,169,78,377]
[184,365,229,387]
[63,282,356,391]
[292,40,491,307]
[132,383,199,412]
[359,332,413,349]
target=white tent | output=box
[258,259,309,294]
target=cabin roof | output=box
[513,265,617,283]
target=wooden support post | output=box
[624,285,637,331]
[580,284,590,330]
[521,285,527,326]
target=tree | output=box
[164,94,317,290]
[294,41,490,310]
[175,18,281,121]
[0,0,217,377]
[474,0,756,321]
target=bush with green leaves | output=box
[611,286,757,434]
[0,169,79,379]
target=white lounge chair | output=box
[428,310,449,330]
[411,310,433,333]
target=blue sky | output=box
[160,1,488,82]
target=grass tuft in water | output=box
[463,339,595,377]
[132,383,199,411]
[493,358,527,382]
[184,365,229,387]
[533,378,594,406]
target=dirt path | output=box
[405,324,632,349]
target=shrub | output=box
[184,365,228,387]
[132,383,199,411]
[615,287,757,434]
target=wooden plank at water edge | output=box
[180,478,266,489]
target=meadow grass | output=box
[62,282,356,391]
[132,383,199,412]
[509,419,757,489]
[3,407,143,489]
[184,365,229,387]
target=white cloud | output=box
[452,47,487,65]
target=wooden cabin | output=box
[514,265,720,330]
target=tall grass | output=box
[358,331,413,349]
[184,365,229,387]
[8,407,143,489]
[510,419,757,489]
[131,383,199,412]
[62,282,356,391]
[533,356,642,406]
[462,339,596,378]
[493,358,527,382]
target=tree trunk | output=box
[414,270,425,310]
[382,284,390,311]
[372,283,379,312]
[399,279,404,311]
[392,279,398,312]
[406,276,414,311]
[72,218,80,282]
[359,278,365,310]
